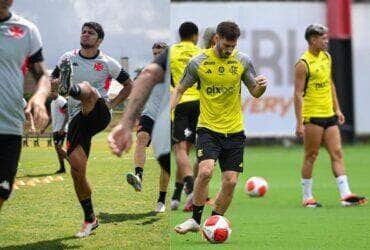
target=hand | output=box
[107,123,133,157]
[29,127,36,135]
[336,110,345,125]
[296,123,305,138]
[255,75,268,87]
[25,98,49,130]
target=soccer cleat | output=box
[155,202,166,213]
[174,218,200,234]
[58,58,72,95]
[183,193,193,212]
[171,199,180,210]
[55,168,66,174]
[75,217,99,238]
[341,194,368,207]
[302,198,322,208]
[126,172,142,192]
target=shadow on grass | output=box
[19,172,65,178]
[0,236,80,249]
[98,211,161,225]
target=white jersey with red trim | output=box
[57,50,122,120]
[50,96,67,132]
[0,13,43,135]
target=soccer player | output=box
[170,22,201,210]
[294,24,367,208]
[41,91,68,174]
[0,0,50,211]
[108,49,170,212]
[52,22,133,237]
[172,21,267,234]
[201,27,217,49]
[126,42,169,213]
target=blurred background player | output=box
[170,21,201,211]
[52,22,133,237]
[41,91,68,174]
[294,24,367,208]
[126,42,169,213]
[182,26,217,212]
[172,21,267,234]
[108,49,170,213]
[0,0,50,211]
[23,98,36,135]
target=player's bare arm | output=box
[294,61,306,137]
[26,61,51,129]
[108,63,164,156]
[243,62,267,98]
[108,78,133,109]
[330,79,345,125]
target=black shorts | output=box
[195,128,246,173]
[303,115,338,129]
[0,134,22,200]
[137,115,154,146]
[67,98,111,157]
[53,132,66,147]
[172,100,199,144]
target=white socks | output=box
[336,175,352,199]
[301,178,313,200]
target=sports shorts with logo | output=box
[195,127,246,173]
[172,100,199,144]
[137,115,155,147]
[66,98,110,157]
[0,135,22,200]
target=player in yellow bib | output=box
[294,24,367,208]
[172,21,267,234]
[170,22,201,211]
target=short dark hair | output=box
[305,24,328,42]
[217,21,240,41]
[152,42,168,50]
[179,22,198,40]
[82,22,105,40]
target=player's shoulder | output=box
[8,13,39,32]
[189,50,207,66]
[234,51,252,66]
[59,49,79,60]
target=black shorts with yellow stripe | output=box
[195,127,245,173]
[303,115,338,129]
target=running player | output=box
[52,22,133,237]
[294,24,367,208]
[170,22,201,210]
[126,42,168,192]
[126,42,169,213]
[108,49,170,212]
[41,91,68,174]
[0,0,50,211]
[172,21,267,234]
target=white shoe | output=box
[155,202,166,213]
[174,218,200,234]
[171,199,180,210]
[75,218,99,238]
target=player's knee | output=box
[198,169,212,182]
[305,150,319,163]
[223,176,238,189]
[136,132,150,147]
[330,147,343,161]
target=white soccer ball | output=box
[245,176,268,197]
[202,215,232,244]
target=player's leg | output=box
[54,132,66,173]
[69,81,99,116]
[156,153,170,213]
[213,171,239,215]
[127,116,153,191]
[68,144,98,238]
[175,128,220,234]
[0,135,22,212]
[301,123,324,207]
[323,124,367,206]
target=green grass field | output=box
[0,132,170,249]
[170,144,370,250]
[0,133,369,249]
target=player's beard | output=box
[216,42,230,58]
[80,42,94,49]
